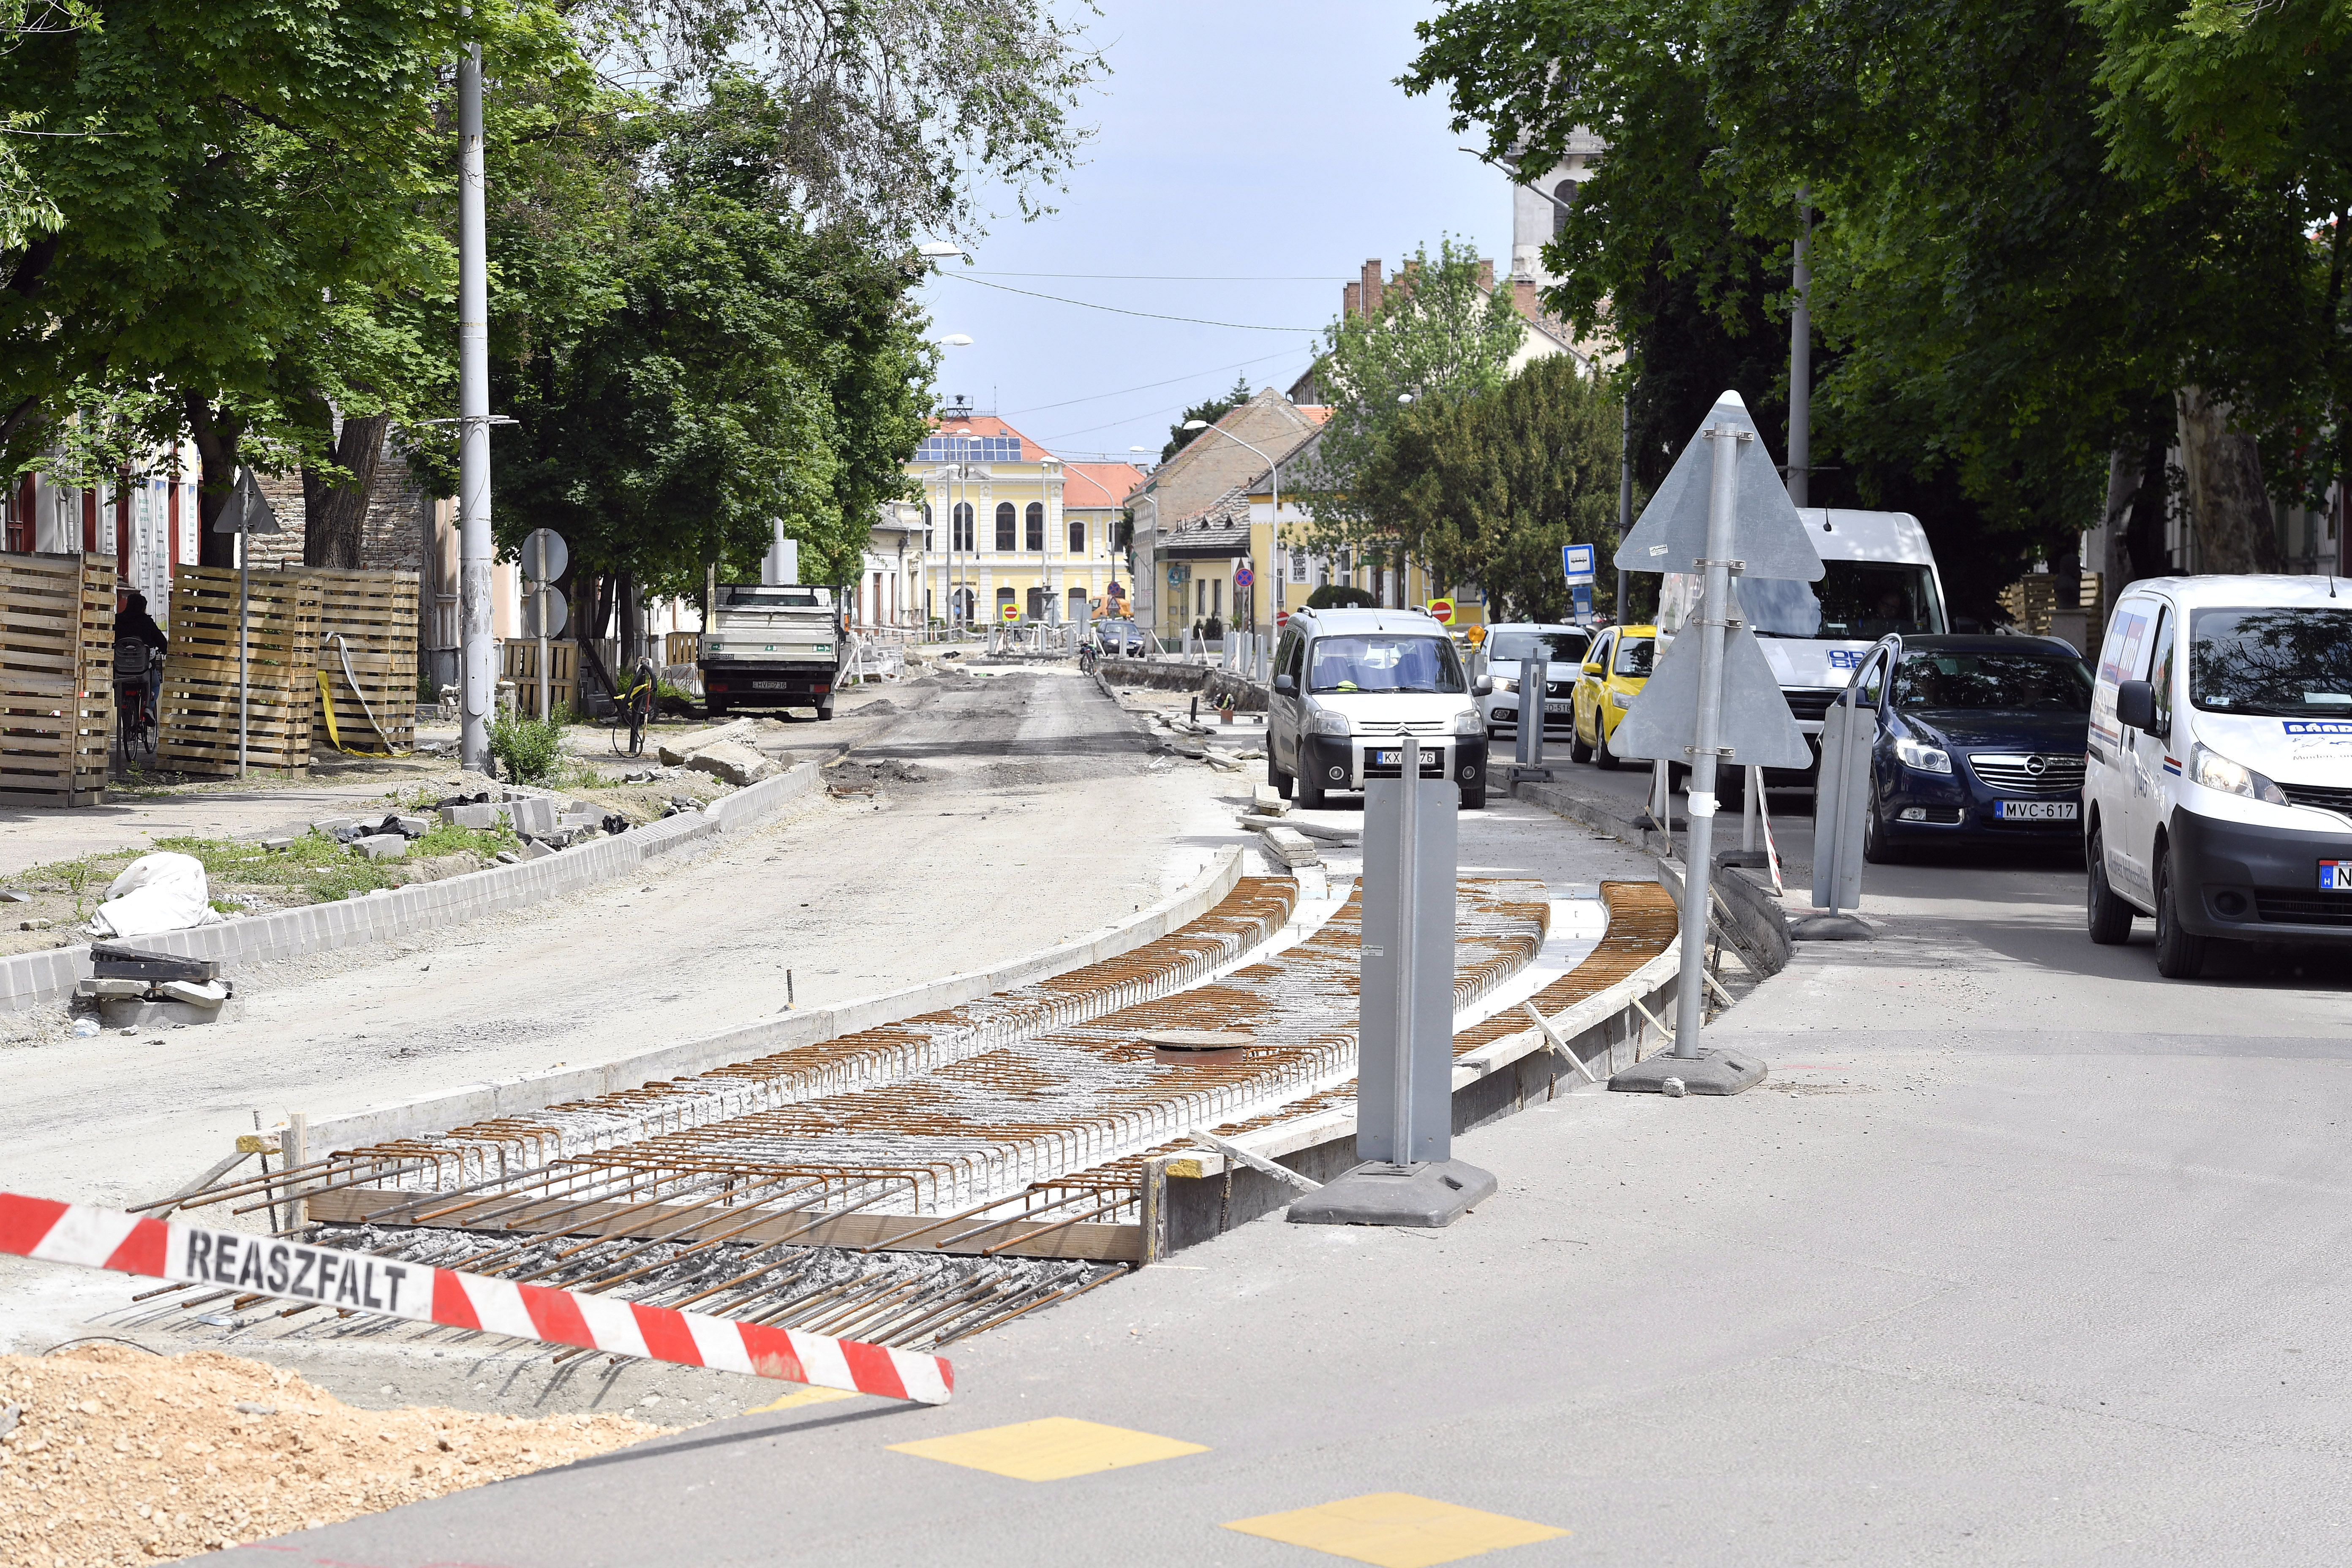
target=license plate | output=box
[1370,749,1437,769]
[2322,861,2352,891]
[1994,800,2077,821]
[751,681,791,690]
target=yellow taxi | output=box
[1570,623,1656,769]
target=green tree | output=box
[1359,353,1624,622]
[1161,374,1253,463]
[1290,237,1527,566]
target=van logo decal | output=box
[1826,648,1862,670]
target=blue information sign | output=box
[1562,544,1596,585]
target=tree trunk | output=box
[300,408,391,569]
[184,394,245,569]
[2176,387,2281,574]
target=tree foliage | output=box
[1291,236,1527,560]
[1358,353,1624,621]
[1404,0,2352,596]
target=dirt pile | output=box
[0,1345,657,1563]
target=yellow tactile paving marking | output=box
[743,1385,860,1414]
[1224,1492,1566,1568]
[888,1415,1209,1481]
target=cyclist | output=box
[113,591,169,756]
[113,591,168,656]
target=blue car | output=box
[1852,635,2093,862]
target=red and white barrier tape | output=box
[0,1191,952,1405]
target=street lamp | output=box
[1180,419,1279,630]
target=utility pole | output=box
[457,29,493,771]
[1787,191,1811,508]
[1617,395,1634,622]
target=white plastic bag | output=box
[87,852,224,940]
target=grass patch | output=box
[14,818,524,917]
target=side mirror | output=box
[1473,676,1493,696]
[1582,662,1603,677]
[2115,679,2159,735]
[1272,672,1296,695]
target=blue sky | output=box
[910,0,1515,465]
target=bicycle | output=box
[609,657,658,758]
[113,642,159,766]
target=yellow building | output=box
[908,408,1135,627]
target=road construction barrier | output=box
[0,1190,953,1405]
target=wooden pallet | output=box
[156,567,320,775]
[500,637,576,720]
[0,552,114,807]
[311,567,419,754]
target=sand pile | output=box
[0,1344,657,1563]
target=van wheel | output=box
[1594,720,1622,770]
[2153,848,2206,978]
[1459,783,1486,811]
[2085,828,2134,944]
[1267,749,1293,800]
[1298,769,1328,810]
[1568,716,1592,765]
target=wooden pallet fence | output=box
[310,568,419,754]
[0,552,114,807]
[156,566,320,775]
[499,637,576,720]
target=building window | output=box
[1212,579,1222,618]
[995,502,1016,552]
[923,503,933,550]
[996,585,1017,622]
[952,502,973,551]
[1069,518,1086,555]
[1195,579,1205,617]
[1025,501,1044,552]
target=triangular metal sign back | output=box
[1614,392,1823,583]
[1609,621,1813,770]
[210,466,279,535]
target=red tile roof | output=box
[925,412,1052,460]
[1061,462,1146,510]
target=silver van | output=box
[1267,606,1489,810]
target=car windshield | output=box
[1614,638,1653,677]
[1486,631,1587,664]
[1741,563,1945,639]
[1892,652,2091,711]
[718,586,826,608]
[1308,634,1467,694]
[2191,607,2352,715]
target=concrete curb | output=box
[1518,773,1679,858]
[0,762,827,1015]
[298,845,1247,1155]
[1652,855,1793,977]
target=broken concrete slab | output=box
[440,802,504,830]
[350,834,409,861]
[1251,784,1290,815]
[76,977,148,999]
[517,838,558,861]
[1260,826,1323,869]
[505,797,559,837]
[390,814,432,838]
[158,978,230,1007]
[655,719,753,766]
[684,740,778,787]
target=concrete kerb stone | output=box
[299,846,1247,1153]
[0,762,825,1015]
[1519,775,1678,859]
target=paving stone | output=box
[351,833,410,860]
[506,796,559,836]
[684,740,777,787]
[159,978,229,1007]
[77,977,149,999]
[1260,826,1322,869]
[440,802,503,829]
[391,814,433,838]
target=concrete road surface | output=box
[187,740,2352,1567]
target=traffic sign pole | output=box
[1673,424,1744,1059]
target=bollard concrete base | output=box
[1715,848,1771,869]
[1791,912,1874,941]
[1286,1159,1497,1228]
[1609,1049,1767,1096]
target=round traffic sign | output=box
[520,527,567,585]
[1426,597,1455,624]
[1275,610,1290,629]
[522,585,567,639]
[1001,601,1020,622]
[1234,565,1254,588]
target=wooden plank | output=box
[310,1189,1148,1263]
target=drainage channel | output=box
[127,875,1553,1357]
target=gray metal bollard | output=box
[1289,736,1497,1228]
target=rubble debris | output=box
[683,740,778,787]
[654,718,753,767]
[86,855,223,941]
[0,1344,655,1566]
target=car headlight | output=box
[1609,690,1632,710]
[2190,743,2287,805]
[1307,709,1351,737]
[1895,736,1951,774]
[1453,709,1483,736]
[1494,677,1519,694]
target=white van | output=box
[1659,509,1948,757]
[1268,606,1489,811]
[2085,575,2352,976]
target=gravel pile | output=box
[0,1344,656,1563]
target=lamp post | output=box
[1179,419,1277,631]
